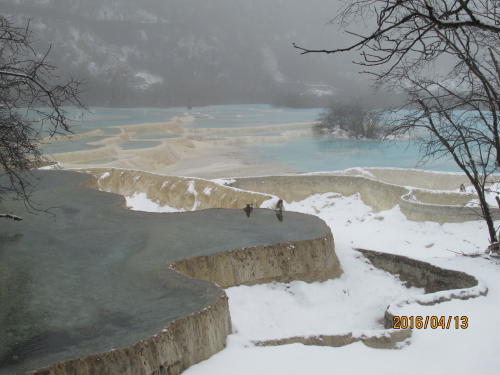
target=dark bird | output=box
[275,199,284,211]
[275,199,284,222]
[459,184,466,192]
[243,204,253,218]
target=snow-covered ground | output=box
[125,192,182,213]
[121,184,500,375]
[183,192,500,375]
[227,273,422,342]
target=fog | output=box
[2,0,382,107]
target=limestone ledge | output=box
[356,249,488,329]
[254,329,412,350]
[84,168,274,211]
[27,295,231,375]
[81,167,500,223]
[170,234,341,288]
[231,174,500,223]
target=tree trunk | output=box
[473,184,498,243]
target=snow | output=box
[187,180,199,209]
[99,171,111,180]
[184,190,500,375]
[134,71,163,89]
[125,192,181,213]
[258,196,280,209]
[38,162,63,170]
[462,182,500,208]
[187,180,197,195]
[211,178,236,186]
[227,275,422,341]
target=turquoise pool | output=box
[39,106,461,172]
[249,135,458,172]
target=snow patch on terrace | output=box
[462,182,500,208]
[227,275,422,341]
[125,192,182,213]
[99,171,111,180]
[289,192,490,256]
[187,180,200,209]
[259,196,280,209]
[211,178,236,186]
[38,162,64,170]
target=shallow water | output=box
[0,170,329,374]
[186,105,322,129]
[249,135,458,172]
[42,106,460,172]
[41,136,107,154]
[56,105,320,133]
[63,107,183,131]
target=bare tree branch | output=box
[0,15,84,218]
[0,213,22,221]
[299,0,500,244]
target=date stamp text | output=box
[392,315,469,329]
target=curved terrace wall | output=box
[355,249,487,328]
[85,168,274,211]
[353,168,471,190]
[171,234,340,288]
[81,168,500,223]
[28,296,231,375]
[231,175,406,212]
[231,174,500,223]
[399,196,488,223]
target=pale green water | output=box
[250,135,458,172]
[58,105,319,131]
[186,105,322,129]
[41,136,107,154]
[40,106,459,172]
[57,107,183,133]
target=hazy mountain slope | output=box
[2,0,366,107]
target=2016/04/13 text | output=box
[392,316,468,329]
